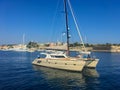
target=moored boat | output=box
[32,0,99,71]
[32,0,86,72]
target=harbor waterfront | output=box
[1,43,120,53]
[0,51,120,90]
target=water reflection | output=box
[83,68,99,77]
[32,65,99,89]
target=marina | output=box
[0,0,120,90]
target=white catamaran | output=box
[32,0,86,72]
[32,0,99,71]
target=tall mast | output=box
[23,34,25,45]
[64,0,70,56]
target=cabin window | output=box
[51,55,65,58]
[65,63,67,65]
[40,54,46,58]
[37,60,41,63]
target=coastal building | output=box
[111,46,120,52]
[0,45,9,50]
[93,45,120,52]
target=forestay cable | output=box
[67,0,86,51]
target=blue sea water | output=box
[0,51,120,90]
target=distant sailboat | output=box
[12,34,28,52]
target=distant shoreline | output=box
[92,50,120,53]
[0,49,120,53]
[1,44,120,53]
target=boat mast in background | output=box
[64,0,70,56]
[23,34,25,45]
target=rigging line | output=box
[67,0,86,51]
[49,0,61,42]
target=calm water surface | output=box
[0,51,120,90]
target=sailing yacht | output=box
[32,0,86,72]
[11,34,28,52]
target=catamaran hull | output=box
[32,59,86,72]
[84,59,99,68]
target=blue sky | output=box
[0,0,120,44]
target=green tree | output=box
[27,41,39,49]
